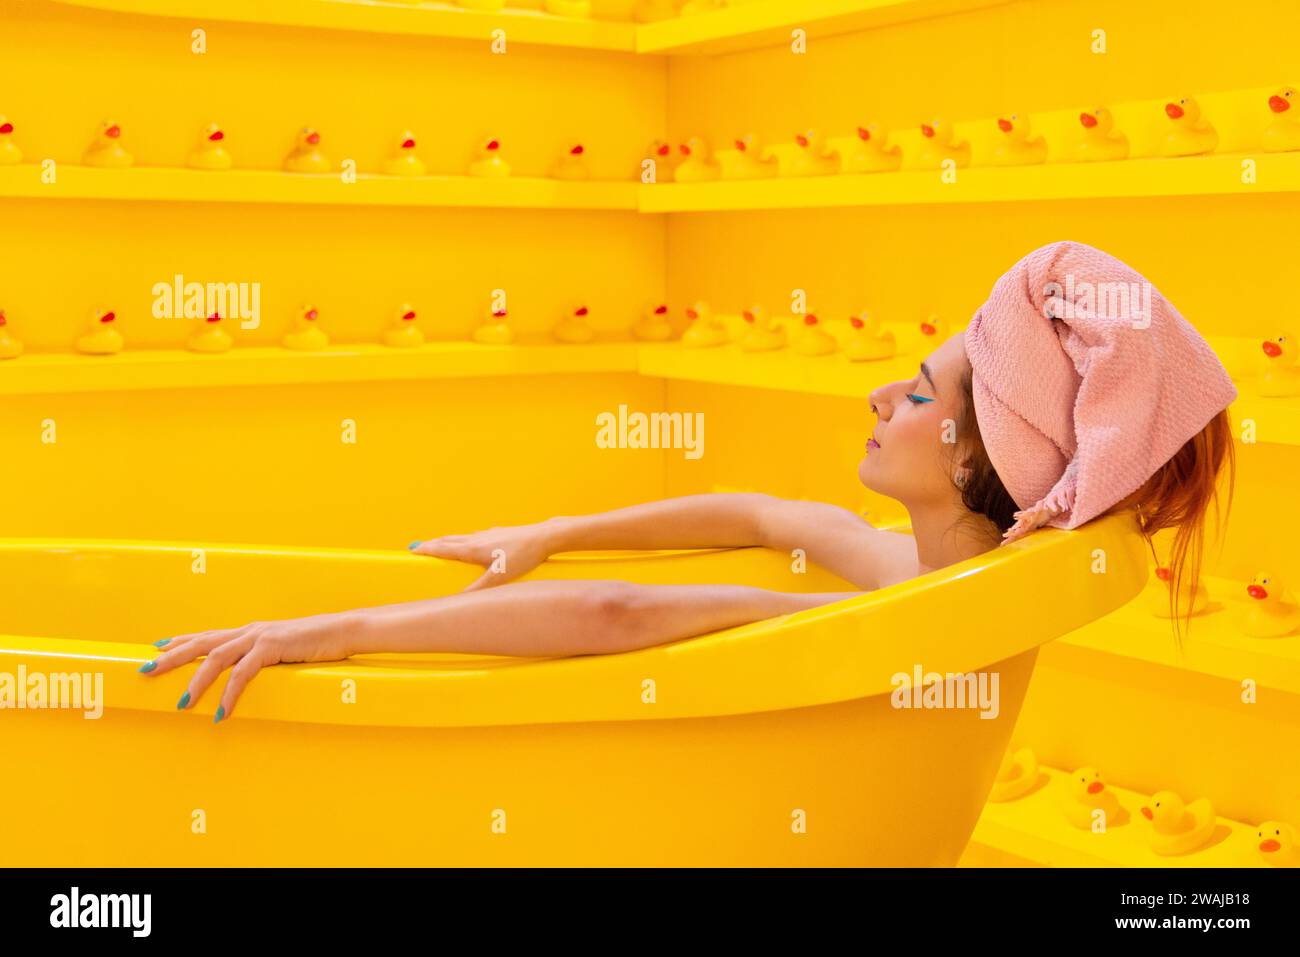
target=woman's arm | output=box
[143,579,861,720]
[413,492,907,591]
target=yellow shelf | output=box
[0,342,639,395]
[640,153,1300,212]
[0,165,640,211]
[637,0,1008,54]
[971,765,1268,868]
[54,0,639,51]
[1055,575,1300,699]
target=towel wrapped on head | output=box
[963,241,1237,541]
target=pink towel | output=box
[964,241,1236,541]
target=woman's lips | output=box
[867,438,881,450]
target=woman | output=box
[143,241,1237,721]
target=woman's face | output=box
[859,331,972,505]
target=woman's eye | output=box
[906,393,934,404]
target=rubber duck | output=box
[83,120,133,168]
[793,314,837,356]
[1147,565,1210,618]
[1160,97,1218,157]
[991,112,1048,166]
[543,0,592,16]
[988,747,1039,803]
[472,305,513,345]
[674,137,720,183]
[631,303,674,342]
[1061,766,1121,830]
[1263,87,1300,153]
[1256,821,1300,867]
[186,122,231,170]
[1241,572,1300,638]
[0,116,22,166]
[716,134,778,180]
[284,127,333,173]
[553,304,596,344]
[468,138,510,178]
[1260,334,1300,397]
[75,309,124,355]
[845,313,896,361]
[681,302,727,348]
[552,143,589,180]
[778,130,837,177]
[1073,107,1129,162]
[282,305,329,351]
[1140,791,1216,856]
[738,306,786,352]
[823,125,902,174]
[916,117,970,169]
[919,314,949,341]
[0,310,23,359]
[643,139,675,180]
[383,304,424,348]
[187,312,232,354]
[382,131,426,176]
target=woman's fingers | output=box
[145,628,246,676]
[411,537,472,559]
[214,647,269,720]
[180,632,258,710]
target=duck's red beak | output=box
[804,315,818,326]
[678,143,690,156]
[1140,806,1153,820]
[402,138,416,149]
[1263,340,1283,357]
[654,305,667,314]
[1155,566,1171,581]
[850,316,864,329]
[1079,112,1098,128]
[743,311,754,323]
[795,134,809,147]
[105,125,121,138]
[305,309,318,321]
[1260,839,1282,853]
[857,127,870,141]
[1165,103,1184,119]
[486,139,499,150]
[1087,781,1104,795]
[920,321,936,335]
[1247,584,1268,600]
[1269,95,1290,113]
[207,313,221,322]
[575,306,588,316]
[920,124,935,138]
[208,130,224,141]
[656,143,669,155]
[685,308,698,320]
[570,144,584,155]
[735,139,746,151]
[100,311,116,323]
[402,310,416,320]
[306,131,320,145]
[997,118,1013,132]
[0,122,13,134]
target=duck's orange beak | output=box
[1269,95,1290,114]
[1140,806,1154,820]
[1079,112,1098,129]
[1155,566,1171,581]
[920,321,936,335]
[857,127,870,140]
[997,118,1013,132]
[1263,340,1283,357]
[1165,103,1185,119]
[678,143,690,156]
[306,131,320,145]
[304,309,318,321]
[735,139,746,151]
[486,140,500,151]
[1247,584,1268,600]
[920,123,935,138]
[1260,839,1282,853]
[795,134,809,147]
[1087,781,1104,795]
[655,143,669,156]
[685,308,698,320]
[104,124,121,138]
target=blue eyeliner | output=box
[906,393,934,404]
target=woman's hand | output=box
[141,611,358,721]
[409,519,561,591]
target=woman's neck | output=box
[907,501,1002,576]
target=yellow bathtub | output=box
[0,512,1145,867]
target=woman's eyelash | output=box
[906,393,934,404]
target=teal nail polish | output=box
[213,705,225,723]
[177,691,191,710]
[138,660,157,673]
[154,638,171,648]
[408,541,421,550]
